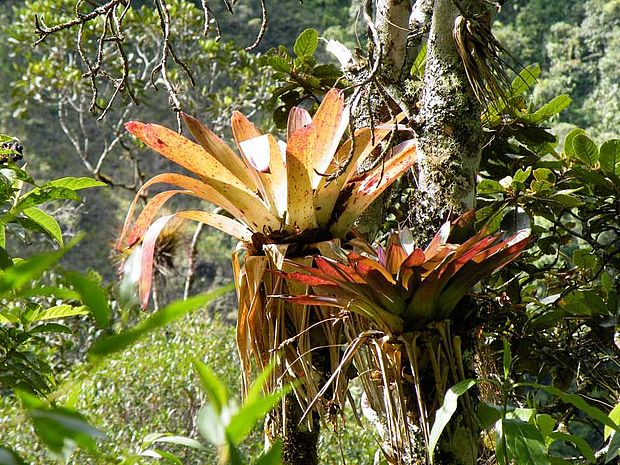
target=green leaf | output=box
[533,168,553,182]
[502,338,512,380]
[599,139,620,177]
[226,385,292,445]
[498,418,551,465]
[511,64,540,97]
[572,134,599,166]
[478,402,503,429]
[429,379,478,464]
[604,403,620,440]
[11,187,81,214]
[478,179,505,194]
[549,193,584,207]
[411,43,427,77]
[293,28,318,57]
[17,390,106,455]
[519,383,618,430]
[22,208,63,246]
[523,95,571,124]
[0,244,72,296]
[193,360,228,415]
[33,304,89,321]
[145,449,183,465]
[43,177,107,191]
[564,128,586,158]
[535,414,556,439]
[254,441,282,465]
[64,271,111,328]
[28,323,72,335]
[547,432,595,463]
[89,284,233,356]
[513,167,532,184]
[267,56,291,73]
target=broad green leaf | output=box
[498,418,551,465]
[89,285,233,356]
[599,139,620,177]
[604,403,620,440]
[477,402,503,429]
[293,28,319,57]
[535,414,556,439]
[11,187,81,214]
[522,95,571,124]
[43,177,107,191]
[519,383,618,429]
[146,449,183,465]
[28,323,72,335]
[411,43,427,77]
[533,168,553,182]
[226,385,292,445]
[17,390,106,454]
[64,272,111,328]
[34,305,88,321]
[429,379,478,464]
[0,242,11,264]
[549,193,584,207]
[0,242,73,295]
[572,134,599,166]
[0,311,19,323]
[193,360,228,415]
[513,166,532,184]
[511,64,540,97]
[267,56,291,73]
[254,441,282,465]
[548,432,595,463]
[478,179,505,194]
[564,128,586,158]
[23,208,63,246]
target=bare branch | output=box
[245,0,268,51]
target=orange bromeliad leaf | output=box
[139,210,252,307]
[126,122,252,195]
[181,112,257,191]
[331,139,417,236]
[279,212,532,333]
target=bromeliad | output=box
[276,211,533,333]
[116,89,416,308]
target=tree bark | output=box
[409,0,487,245]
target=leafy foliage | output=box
[260,29,347,128]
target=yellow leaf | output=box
[181,113,258,192]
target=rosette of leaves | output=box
[116,88,416,438]
[274,212,532,462]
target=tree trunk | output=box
[410,0,486,245]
